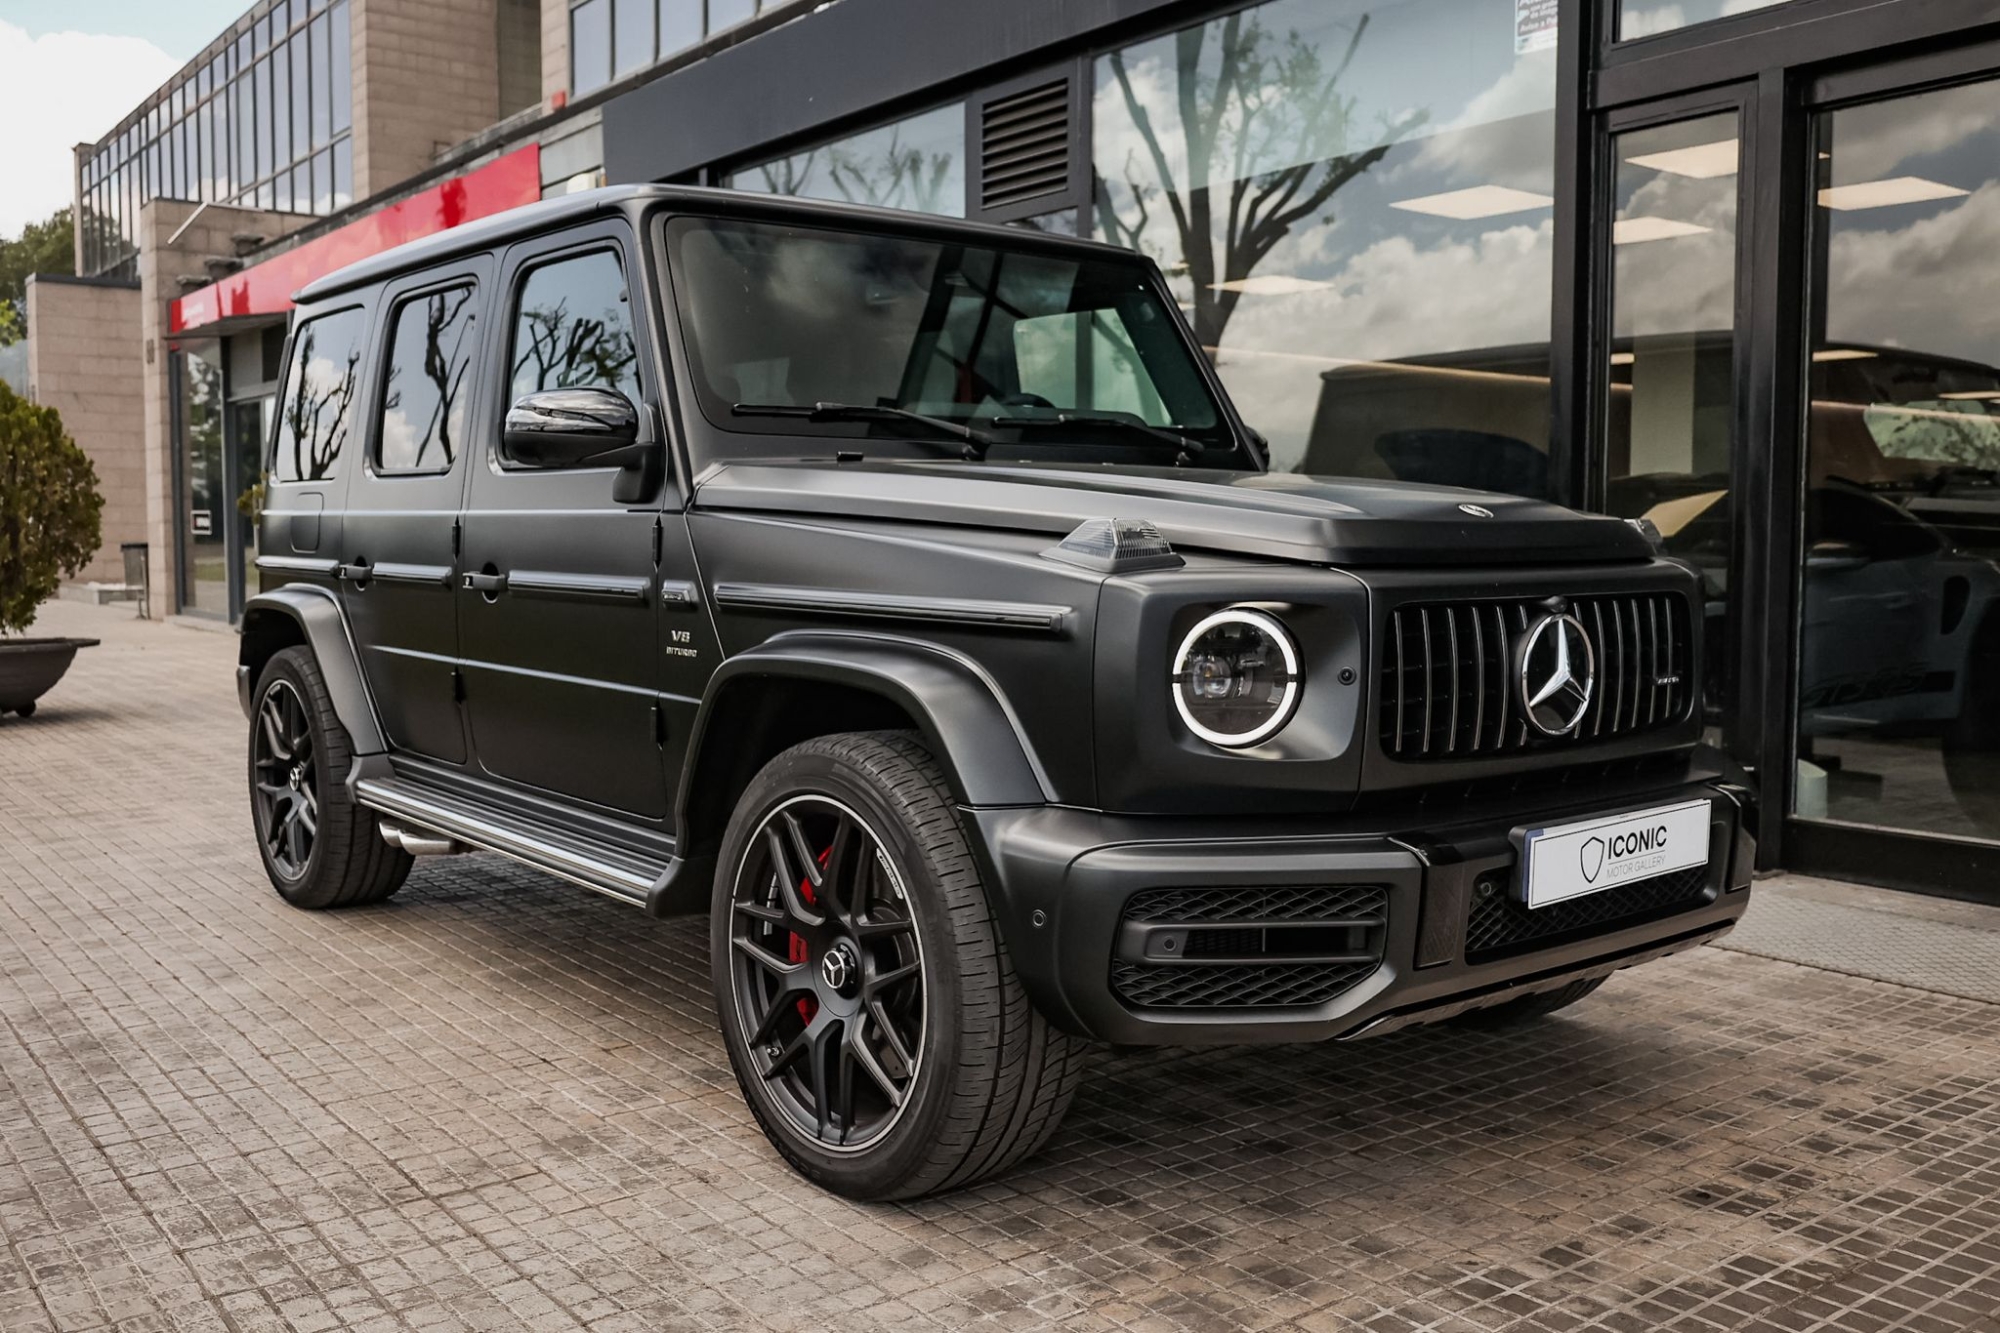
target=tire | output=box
[711,731,1086,1200]
[248,646,411,909]
[1449,976,1606,1029]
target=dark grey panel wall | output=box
[601,0,1188,183]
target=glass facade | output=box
[1796,76,2000,841]
[1602,112,1742,732]
[1618,0,1790,41]
[571,0,762,96]
[80,0,352,279]
[1093,0,1558,484]
[729,104,966,216]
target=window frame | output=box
[498,234,646,471]
[369,277,485,479]
[269,301,373,487]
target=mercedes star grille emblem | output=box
[1458,503,1496,518]
[1518,612,1595,736]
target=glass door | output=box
[178,344,231,618]
[1793,72,2000,848]
[1597,97,1749,746]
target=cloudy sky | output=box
[0,2,250,237]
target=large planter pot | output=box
[0,637,98,718]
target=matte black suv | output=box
[239,186,1754,1200]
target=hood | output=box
[691,460,1654,567]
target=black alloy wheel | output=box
[246,647,410,909]
[252,678,319,880]
[711,732,1085,1200]
[726,795,926,1152]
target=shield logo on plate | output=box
[1579,836,1606,884]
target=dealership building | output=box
[21,0,2000,894]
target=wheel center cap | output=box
[818,941,860,996]
[288,763,305,790]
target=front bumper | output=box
[965,778,1753,1045]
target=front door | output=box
[1787,60,2000,872]
[337,262,487,765]
[458,225,672,821]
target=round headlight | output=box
[1171,608,1301,748]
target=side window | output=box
[271,306,368,483]
[507,249,640,408]
[377,284,479,475]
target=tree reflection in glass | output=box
[509,251,640,411]
[277,312,366,483]
[1093,0,1559,480]
[380,286,476,473]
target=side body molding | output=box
[681,631,1055,815]
[238,586,388,757]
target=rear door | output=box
[336,262,488,763]
[457,223,671,819]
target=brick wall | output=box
[24,278,145,588]
[351,0,504,197]
[542,0,569,103]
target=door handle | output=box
[335,560,370,583]
[462,571,508,595]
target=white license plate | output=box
[1519,799,1711,909]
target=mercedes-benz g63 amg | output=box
[239,186,1754,1200]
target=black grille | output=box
[1111,884,1387,1010]
[980,80,1070,211]
[1380,592,1694,760]
[1465,865,1712,961]
[1122,884,1387,925]
[1111,960,1380,1009]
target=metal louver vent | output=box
[980,79,1070,212]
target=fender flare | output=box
[238,586,388,757]
[679,630,1054,820]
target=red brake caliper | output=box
[788,847,833,1023]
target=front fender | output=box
[239,586,387,756]
[683,630,1054,813]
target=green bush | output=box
[0,381,103,635]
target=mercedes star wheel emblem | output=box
[1518,611,1595,736]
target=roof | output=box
[295,185,1141,304]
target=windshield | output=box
[662,215,1242,464]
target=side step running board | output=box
[354,776,664,908]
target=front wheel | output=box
[711,732,1086,1200]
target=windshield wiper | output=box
[732,402,996,459]
[992,413,1207,461]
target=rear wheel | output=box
[1449,976,1606,1028]
[248,647,410,909]
[711,731,1086,1200]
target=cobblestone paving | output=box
[5,602,2000,1333]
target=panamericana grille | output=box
[1380,592,1693,760]
[1111,884,1387,1010]
[1465,864,1712,961]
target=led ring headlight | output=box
[1171,607,1302,748]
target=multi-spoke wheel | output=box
[727,795,926,1152]
[712,731,1088,1200]
[247,647,410,909]
[253,680,319,878]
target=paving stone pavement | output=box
[5,600,2000,1333]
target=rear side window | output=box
[271,306,368,483]
[377,284,479,475]
[507,249,640,407]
